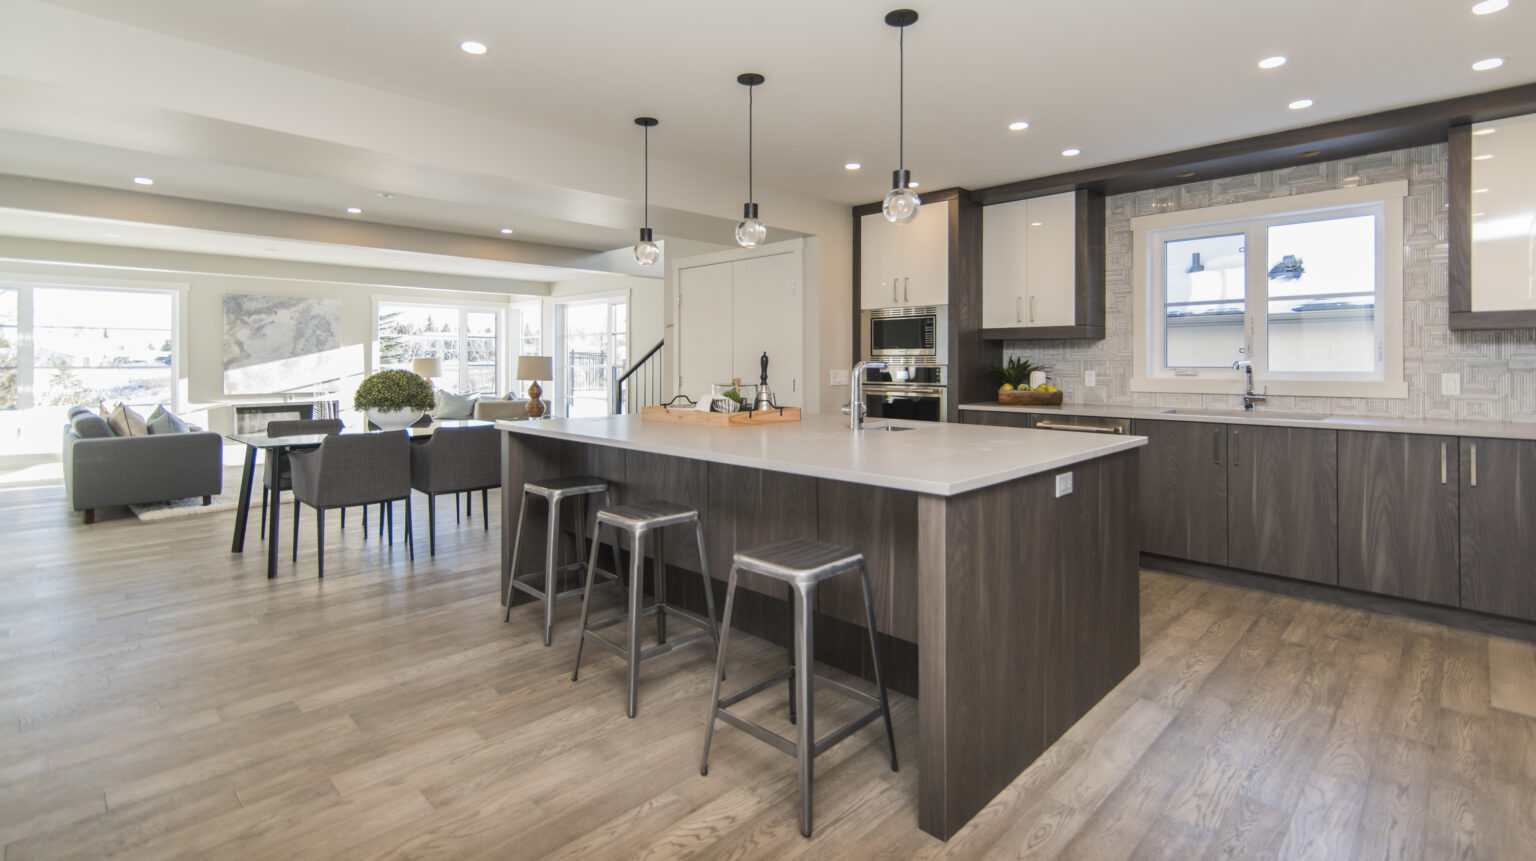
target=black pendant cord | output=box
[748,83,754,205]
[643,124,650,228]
[898,24,904,173]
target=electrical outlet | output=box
[1442,372,1461,397]
[1055,472,1073,498]
[1084,370,1097,387]
[830,369,850,387]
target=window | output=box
[510,299,543,396]
[0,287,16,411]
[557,296,627,417]
[376,302,502,395]
[1132,182,1407,398]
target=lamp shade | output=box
[517,355,553,381]
[412,357,443,378]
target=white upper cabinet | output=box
[860,199,950,309]
[981,192,1078,329]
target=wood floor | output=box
[2,481,1536,859]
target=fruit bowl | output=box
[998,389,1063,406]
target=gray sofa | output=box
[62,407,224,523]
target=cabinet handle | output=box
[892,279,898,304]
[1232,429,1240,466]
[1470,443,1478,487]
[1440,442,1447,485]
[1029,295,1037,323]
[904,277,910,303]
[1016,296,1023,323]
[1214,428,1221,465]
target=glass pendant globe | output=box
[633,239,660,267]
[883,187,922,224]
[735,218,767,249]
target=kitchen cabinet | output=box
[1337,432,1460,605]
[961,410,1031,429]
[982,192,1076,329]
[1459,437,1536,621]
[1132,419,1228,566]
[1226,425,1338,584]
[859,199,949,309]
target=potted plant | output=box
[990,357,1062,405]
[354,369,435,430]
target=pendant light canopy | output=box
[735,73,768,249]
[882,8,921,225]
[633,116,660,267]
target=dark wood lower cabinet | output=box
[961,410,1032,428]
[1460,437,1536,621]
[1226,425,1338,584]
[1338,431,1460,605]
[1132,419,1227,566]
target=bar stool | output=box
[571,501,720,718]
[700,537,898,838]
[503,476,614,646]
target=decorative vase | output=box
[366,408,424,430]
[525,382,546,418]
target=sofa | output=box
[471,398,535,421]
[61,406,224,523]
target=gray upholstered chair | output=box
[261,419,344,539]
[409,424,501,555]
[288,431,413,577]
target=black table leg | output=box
[232,444,257,553]
[267,445,284,579]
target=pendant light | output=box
[734,73,768,248]
[633,116,660,267]
[882,9,921,225]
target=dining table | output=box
[226,419,493,578]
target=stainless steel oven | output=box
[861,364,948,423]
[861,305,948,363]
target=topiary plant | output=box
[354,369,435,411]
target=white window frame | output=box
[372,296,507,396]
[552,290,629,417]
[1131,181,1408,399]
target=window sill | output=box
[1131,376,1408,399]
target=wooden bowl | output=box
[997,389,1063,406]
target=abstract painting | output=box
[222,294,352,394]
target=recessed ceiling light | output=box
[132,176,153,185]
[346,207,363,214]
[1289,98,1314,110]
[1008,121,1030,131]
[1061,148,1081,157]
[377,192,394,199]
[1473,127,1497,135]
[499,228,514,234]
[1473,0,1510,14]
[1472,57,1504,71]
[844,162,861,171]
[1258,56,1288,69]
[1029,222,1043,227]
[104,232,120,238]
[460,40,487,55]
[1474,154,1494,160]
[1473,212,1486,217]
[1176,171,1195,178]
[1474,187,1490,193]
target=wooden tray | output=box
[997,389,1063,406]
[641,405,802,427]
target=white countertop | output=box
[960,402,1536,441]
[497,413,1145,497]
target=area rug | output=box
[130,490,242,521]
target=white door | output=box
[903,199,951,306]
[859,212,899,309]
[677,262,735,403]
[1024,193,1077,327]
[982,198,1030,328]
[731,253,803,407]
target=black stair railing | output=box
[613,338,664,415]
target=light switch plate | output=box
[1055,472,1073,498]
[830,369,850,386]
[1442,372,1461,397]
[1084,370,1097,387]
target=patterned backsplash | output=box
[1004,143,1536,424]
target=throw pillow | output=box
[435,390,478,420]
[70,412,114,439]
[108,403,148,436]
[146,405,190,435]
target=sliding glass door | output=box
[558,297,627,417]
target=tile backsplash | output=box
[1005,143,1536,424]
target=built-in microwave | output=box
[861,305,948,363]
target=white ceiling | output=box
[0,0,1532,273]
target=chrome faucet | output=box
[1234,360,1267,411]
[845,360,888,430]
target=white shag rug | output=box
[130,491,242,521]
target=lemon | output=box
[999,383,1014,392]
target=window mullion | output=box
[1248,226,1270,378]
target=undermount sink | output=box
[1158,408,1330,422]
[863,423,915,432]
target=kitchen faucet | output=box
[1233,360,1267,411]
[845,360,888,430]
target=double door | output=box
[981,192,1077,329]
[859,200,950,309]
[677,251,803,406]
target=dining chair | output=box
[260,419,344,540]
[289,431,413,577]
[408,424,501,555]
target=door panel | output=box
[731,254,802,406]
[981,198,1029,328]
[860,212,898,309]
[1133,419,1227,566]
[1023,193,1076,327]
[1227,425,1338,584]
[677,262,734,403]
[905,200,951,306]
[1338,432,1459,605]
[1460,437,1536,620]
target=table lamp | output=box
[412,357,442,384]
[517,355,553,418]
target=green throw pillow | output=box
[435,390,478,420]
[146,405,190,434]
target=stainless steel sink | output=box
[1158,408,1330,422]
[863,423,915,432]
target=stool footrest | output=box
[581,626,714,662]
[718,667,796,709]
[713,668,886,760]
[510,564,616,602]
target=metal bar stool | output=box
[700,537,898,838]
[503,476,614,646]
[571,501,720,718]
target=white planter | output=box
[365,408,424,431]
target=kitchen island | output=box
[497,413,1145,840]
